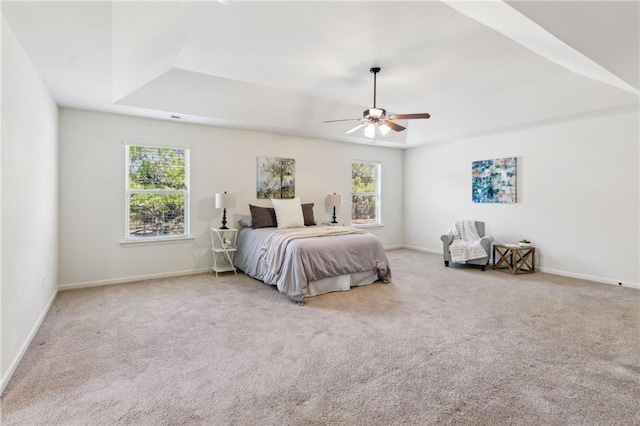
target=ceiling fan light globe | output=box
[379,123,391,135]
[364,123,377,139]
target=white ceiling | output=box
[2,1,638,148]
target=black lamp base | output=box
[331,206,338,224]
[220,208,229,229]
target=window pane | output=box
[351,161,380,225]
[351,162,377,193]
[128,146,185,190]
[129,193,185,237]
[351,195,377,225]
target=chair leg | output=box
[444,261,449,267]
[481,265,485,271]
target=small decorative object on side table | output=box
[518,239,532,247]
[493,243,536,274]
[210,228,238,277]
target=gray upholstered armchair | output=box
[441,221,493,271]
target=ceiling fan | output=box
[324,67,430,139]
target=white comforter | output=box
[448,220,488,262]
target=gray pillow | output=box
[301,203,316,226]
[249,205,277,228]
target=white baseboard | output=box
[537,266,640,290]
[383,245,405,250]
[401,245,639,290]
[59,268,211,291]
[1,288,58,396]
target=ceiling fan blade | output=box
[323,118,361,123]
[388,113,431,120]
[345,123,368,134]
[383,120,406,132]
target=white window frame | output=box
[124,144,191,242]
[351,160,382,227]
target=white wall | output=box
[58,109,403,287]
[1,18,59,391]
[404,108,640,287]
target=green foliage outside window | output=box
[351,162,377,193]
[129,145,185,189]
[127,146,188,238]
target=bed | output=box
[233,225,391,302]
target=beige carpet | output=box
[2,249,639,425]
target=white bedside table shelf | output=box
[210,228,238,277]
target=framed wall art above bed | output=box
[257,156,295,199]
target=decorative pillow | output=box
[238,216,253,228]
[249,205,277,228]
[272,197,304,228]
[301,203,316,226]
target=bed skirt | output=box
[307,269,379,296]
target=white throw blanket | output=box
[262,226,367,274]
[448,220,488,262]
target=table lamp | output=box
[215,191,236,229]
[326,193,343,224]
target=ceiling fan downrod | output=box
[370,67,380,108]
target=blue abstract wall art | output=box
[472,157,517,203]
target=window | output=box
[125,145,189,240]
[351,161,381,226]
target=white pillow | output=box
[272,197,304,228]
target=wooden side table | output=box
[493,244,536,274]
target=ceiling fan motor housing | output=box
[364,108,386,120]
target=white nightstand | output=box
[210,228,238,277]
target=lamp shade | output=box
[215,192,236,209]
[326,194,343,207]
